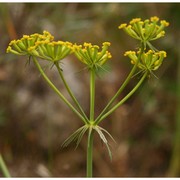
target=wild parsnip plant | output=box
[6,16,169,177]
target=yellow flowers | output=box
[7,16,169,74]
[124,50,167,71]
[119,16,169,45]
[29,41,73,61]
[119,16,169,73]
[7,31,54,56]
[73,42,112,69]
[6,31,73,62]
[7,31,111,69]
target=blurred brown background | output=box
[0,3,180,177]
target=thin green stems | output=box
[90,70,95,122]
[95,47,144,124]
[32,57,88,124]
[86,69,96,177]
[95,71,148,125]
[54,62,89,122]
[0,154,11,177]
[87,127,94,177]
[94,64,136,123]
